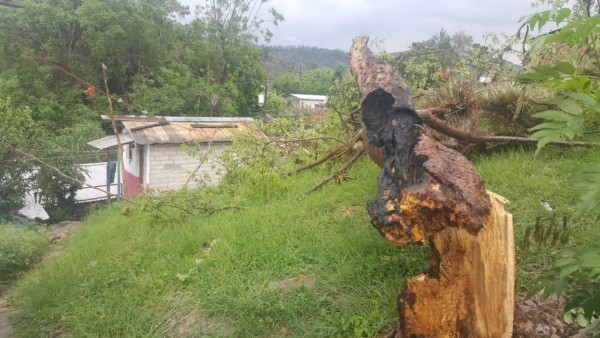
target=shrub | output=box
[0,224,50,282]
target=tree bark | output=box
[350,36,515,337]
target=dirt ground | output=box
[514,293,599,338]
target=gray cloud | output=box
[180,0,548,52]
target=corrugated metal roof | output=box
[122,120,249,145]
[87,134,134,150]
[75,163,120,203]
[100,115,253,123]
[287,94,328,101]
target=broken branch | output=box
[416,108,596,147]
[303,147,365,194]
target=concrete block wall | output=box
[148,143,227,191]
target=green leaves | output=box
[555,62,576,75]
[532,110,575,122]
[528,95,587,155]
[514,72,548,83]
[515,61,581,85]
[545,15,600,46]
[555,8,572,24]
[524,8,572,31]
[530,243,600,322]
[546,98,583,115]
[520,4,600,326]
[514,62,592,93]
[0,99,37,219]
[516,61,596,155]
[572,163,600,220]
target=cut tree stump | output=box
[350,36,515,337]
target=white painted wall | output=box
[123,143,140,177]
[147,143,227,190]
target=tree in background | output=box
[0,0,282,119]
[190,0,283,116]
[272,74,301,96]
[273,65,344,96]
[301,66,336,95]
[395,29,506,90]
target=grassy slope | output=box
[9,147,600,337]
[9,161,427,337]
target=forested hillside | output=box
[262,45,348,79]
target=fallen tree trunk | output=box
[417,108,594,147]
[365,108,595,167]
[350,36,515,337]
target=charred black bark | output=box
[362,89,428,243]
[361,89,491,246]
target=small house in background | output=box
[88,116,252,197]
[284,94,327,109]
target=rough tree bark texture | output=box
[350,36,515,337]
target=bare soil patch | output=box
[164,292,235,337]
[513,293,596,338]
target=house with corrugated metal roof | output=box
[88,116,252,197]
[284,94,327,109]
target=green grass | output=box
[0,223,50,284]
[8,146,600,337]
[9,160,428,337]
[473,145,600,287]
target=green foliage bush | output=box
[516,3,600,324]
[0,224,49,282]
[218,119,300,195]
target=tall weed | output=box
[0,224,49,282]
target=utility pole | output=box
[295,65,304,91]
[102,62,126,199]
[263,79,269,114]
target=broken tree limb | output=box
[363,107,595,167]
[350,35,515,337]
[294,130,363,174]
[303,147,366,194]
[417,108,596,147]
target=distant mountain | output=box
[262,45,349,79]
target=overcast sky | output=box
[180,0,550,52]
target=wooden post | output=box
[350,36,515,337]
[102,62,127,198]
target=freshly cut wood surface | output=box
[399,192,514,337]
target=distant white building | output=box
[284,94,327,109]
